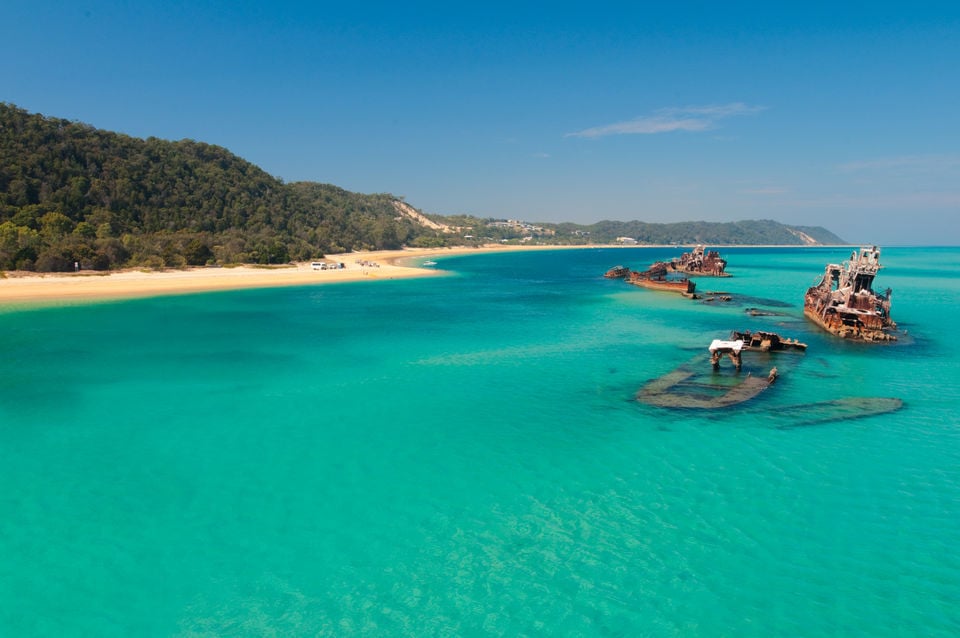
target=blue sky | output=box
[3,2,959,245]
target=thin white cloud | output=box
[567,102,765,139]
[667,103,765,118]
[532,152,551,158]
[568,116,710,138]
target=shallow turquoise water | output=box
[1,247,958,636]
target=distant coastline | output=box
[0,243,852,307]
[1,103,849,275]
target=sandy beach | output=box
[0,244,584,306]
[0,243,843,307]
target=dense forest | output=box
[0,103,844,272]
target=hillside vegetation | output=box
[0,103,844,272]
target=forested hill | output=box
[569,219,845,246]
[0,103,445,271]
[1,103,844,272]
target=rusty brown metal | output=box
[730,330,808,352]
[624,262,696,294]
[603,265,630,278]
[803,246,897,342]
[626,261,697,295]
[669,245,730,277]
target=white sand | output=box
[0,245,592,305]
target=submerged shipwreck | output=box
[771,397,904,429]
[669,245,729,276]
[638,331,804,409]
[804,246,896,342]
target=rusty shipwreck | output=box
[625,262,696,294]
[804,246,896,342]
[669,245,729,276]
[730,330,807,352]
[604,265,630,279]
[638,330,804,409]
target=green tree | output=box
[73,221,96,239]
[39,211,74,239]
[184,237,214,266]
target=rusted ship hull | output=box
[626,276,695,294]
[672,266,731,277]
[604,265,630,278]
[802,305,894,342]
[731,330,807,352]
[804,245,896,342]
[625,261,696,294]
[669,245,729,276]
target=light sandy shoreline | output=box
[0,244,589,306]
[0,243,845,307]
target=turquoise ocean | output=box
[1,246,958,637]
